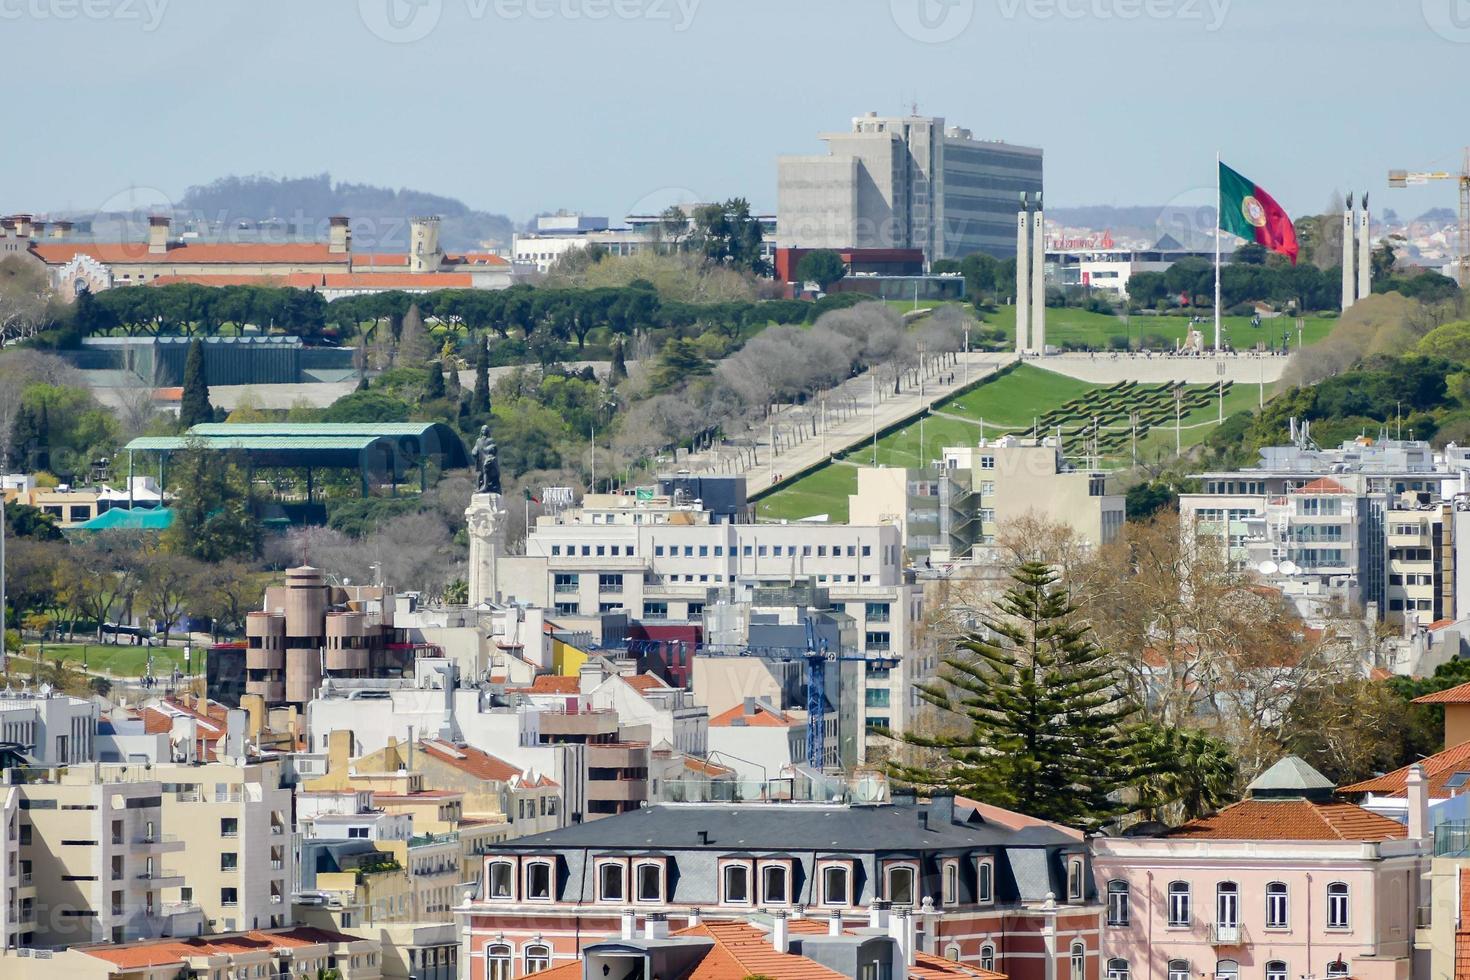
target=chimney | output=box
[1408,764,1430,842]
[687,907,702,928]
[828,911,843,936]
[644,912,669,940]
[240,693,266,739]
[329,215,351,254]
[51,220,72,239]
[929,791,955,828]
[888,908,915,966]
[620,908,637,941]
[869,899,890,930]
[771,910,789,953]
[743,696,757,714]
[148,215,170,254]
[13,214,32,238]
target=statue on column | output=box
[471,425,502,496]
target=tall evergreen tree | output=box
[424,360,446,401]
[471,341,491,415]
[6,403,40,472]
[179,338,213,428]
[397,303,435,366]
[609,337,628,383]
[890,561,1157,832]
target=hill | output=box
[174,173,515,252]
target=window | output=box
[220,817,238,837]
[1106,880,1129,926]
[488,861,514,899]
[980,455,995,469]
[1167,881,1191,927]
[486,944,512,980]
[865,630,891,652]
[1325,962,1349,978]
[1068,859,1084,899]
[1265,881,1288,928]
[643,602,668,619]
[1214,960,1238,980]
[948,946,962,962]
[220,852,238,872]
[1327,882,1349,929]
[723,863,750,904]
[888,865,915,906]
[978,860,994,903]
[598,862,625,902]
[221,887,238,906]
[866,602,891,623]
[1216,882,1238,928]
[1167,961,1189,980]
[526,861,551,901]
[1265,962,1286,980]
[762,864,789,905]
[636,862,662,903]
[1070,942,1085,980]
[980,945,996,971]
[525,944,552,974]
[822,864,849,906]
[942,862,958,905]
[1106,959,1129,980]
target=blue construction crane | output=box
[675,618,900,769]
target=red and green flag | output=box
[1219,162,1298,265]
[523,488,539,505]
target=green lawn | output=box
[941,365,1097,428]
[756,464,860,523]
[21,642,202,678]
[979,305,1337,352]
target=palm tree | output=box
[1137,724,1238,824]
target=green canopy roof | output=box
[72,507,175,531]
[122,421,470,471]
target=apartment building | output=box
[1092,757,1427,980]
[705,698,811,784]
[1182,434,1465,624]
[777,112,1044,261]
[6,767,191,946]
[579,663,708,758]
[0,688,99,765]
[459,792,1097,980]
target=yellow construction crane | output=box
[1388,147,1470,287]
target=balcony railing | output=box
[1436,821,1470,856]
[1210,923,1241,945]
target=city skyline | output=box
[3,0,1465,223]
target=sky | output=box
[4,0,1465,224]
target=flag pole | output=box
[1214,150,1222,352]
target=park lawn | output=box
[980,305,1338,351]
[840,415,989,470]
[1132,382,1263,462]
[941,365,1100,428]
[27,642,201,678]
[755,464,859,523]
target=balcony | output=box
[586,778,649,803]
[1209,923,1241,945]
[587,743,648,768]
[553,583,580,595]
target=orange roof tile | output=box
[1293,476,1352,494]
[528,675,580,695]
[709,701,799,727]
[1414,681,1470,705]
[688,921,846,980]
[79,926,360,968]
[445,252,510,267]
[352,253,411,269]
[685,756,735,777]
[1430,618,1458,631]
[418,738,557,787]
[1339,739,1470,797]
[625,673,671,694]
[31,241,348,266]
[1164,799,1407,841]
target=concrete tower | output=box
[409,215,443,273]
[1357,192,1373,301]
[1016,202,1031,354]
[1341,193,1356,311]
[1031,201,1046,353]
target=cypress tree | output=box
[424,360,446,401]
[179,338,213,428]
[471,341,491,415]
[609,337,628,383]
[6,404,39,472]
[889,560,1157,832]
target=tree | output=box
[320,390,412,423]
[1125,481,1176,521]
[139,551,206,646]
[3,502,61,541]
[1233,242,1268,265]
[396,303,435,366]
[888,561,1157,831]
[1135,724,1238,824]
[471,341,491,415]
[424,360,446,401]
[160,446,259,563]
[178,338,213,427]
[796,250,848,292]
[609,337,628,384]
[649,338,710,392]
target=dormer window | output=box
[722,861,752,905]
[887,864,916,907]
[821,863,851,906]
[488,860,515,900]
[525,860,552,901]
[635,861,664,903]
[761,862,790,906]
[597,861,626,902]
[977,859,994,904]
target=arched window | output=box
[1327,882,1349,929]
[1167,960,1189,980]
[488,861,515,900]
[1215,882,1239,930]
[526,860,552,901]
[1106,958,1130,980]
[598,862,625,902]
[946,945,962,962]
[978,860,994,903]
[1325,961,1349,978]
[1106,880,1130,927]
[762,864,789,905]
[888,865,916,906]
[822,864,849,906]
[1215,960,1238,980]
[1167,881,1191,926]
[485,944,512,980]
[1068,858,1084,899]
[525,944,552,975]
[1265,962,1286,980]
[1265,881,1288,928]
[723,863,750,904]
[636,862,662,903]
[980,945,996,972]
[1070,941,1086,980]
[943,862,959,905]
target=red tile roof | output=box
[710,701,799,727]
[528,675,580,695]
[147,271,476,290]
[1414,681,1470,704]
[31,242,348,265]
[78,926,362,968]
[1293,476,1352,494]
[1339,739,1470,797]
[445,252,510,267]
[624,673,671,694]
[1164,799,1408,841]
[352,253,411,268]
[418,738,558,788]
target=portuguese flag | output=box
[1219,162,1298,265]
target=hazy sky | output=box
[5,0,1464,223]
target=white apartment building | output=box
[0,689,99,766]
[0,787,26,949]
[579,665,708,758]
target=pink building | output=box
[1091,757,1430,980]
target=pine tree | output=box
[890,561,1156,832]
[609,337,628,383]
[424,360,446,401]
[179,338,213,428]
[6,404,39,472]
[397,303,435,366]
[471,341,491,415]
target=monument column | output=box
[1341,193,1356,311]
[1358,193,1373,302]
[465,493,506,607]
[1016,200,1031,354]
[1031,204,1047,353]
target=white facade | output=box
[0,690,99,766]
[580,669,708,758]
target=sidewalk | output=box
[675,352,1015,497]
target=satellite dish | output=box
[852,774,885,804]
[1280,561,1299,576]
[1258,560,1279,575]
